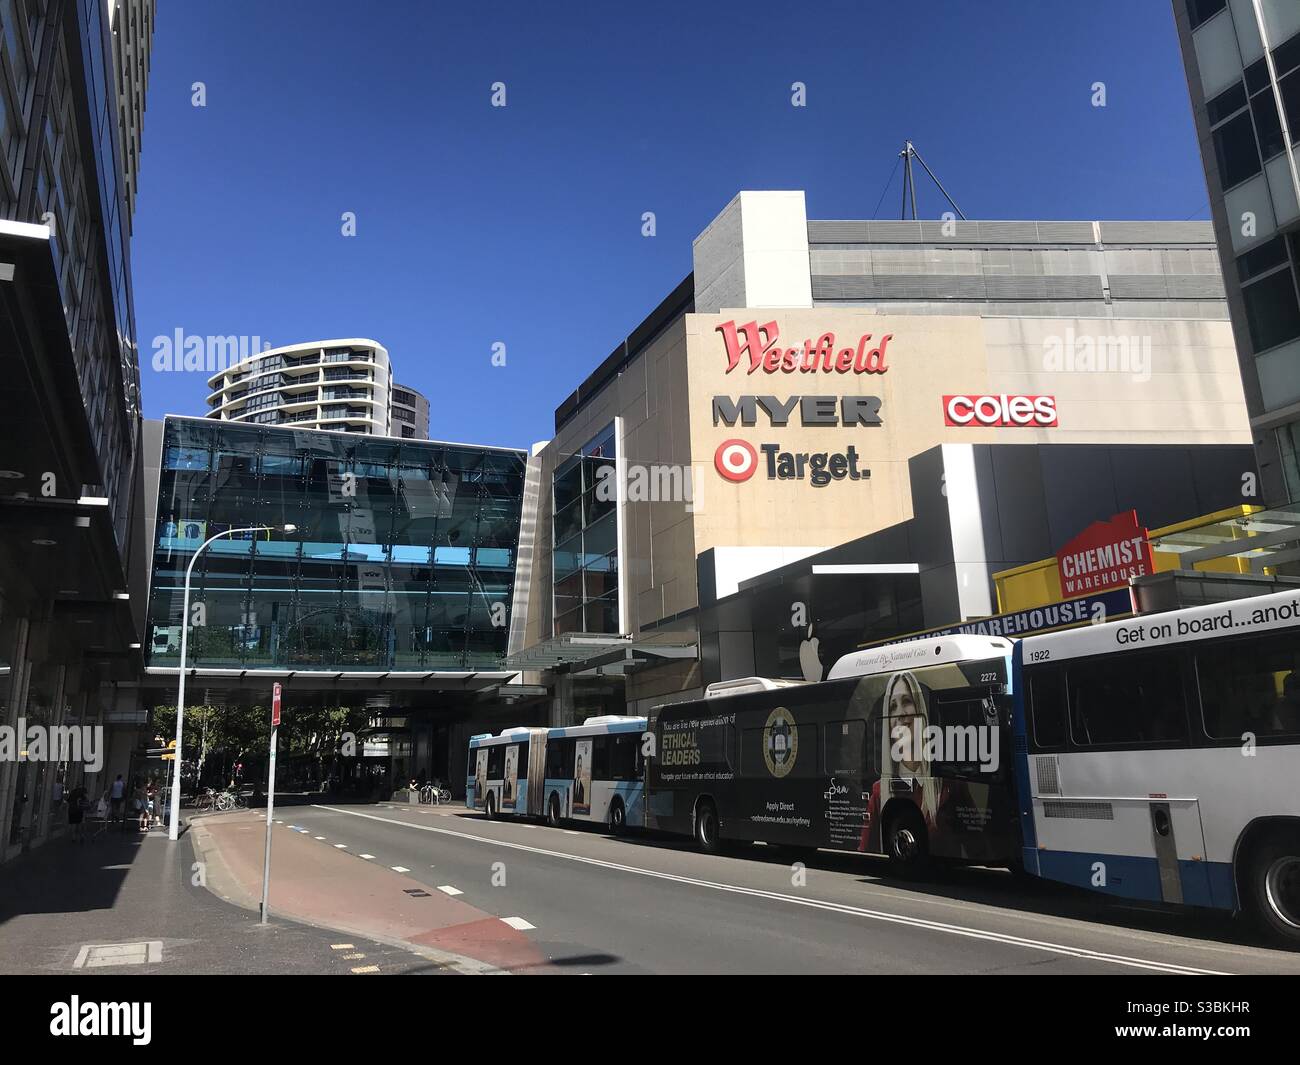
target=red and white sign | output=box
[716,320,892,376]
[1056,511,1153,598]
[272,682,282,727]
[943,394,1058,428]
[714,438,758,482]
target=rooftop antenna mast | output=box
[898,140,967,221]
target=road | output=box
[242,799,1300,975]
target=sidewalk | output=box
[194,811,552,973]
[0,817,442,975]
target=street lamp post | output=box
[168,523,297,841]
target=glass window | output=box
[1237,234,1289,284]
[1206,82,1246,126]
[1067,650,1188,747]
[551,423,620,635]
[1252,89,1285,159]
[1185,0,1226,31]
[1196,631,1300,738]
[1212,110,1262,189]
[1242,265,1300,353]
[1280,68,1300,145]
[608,733,640,781]
[1029,663,1069,748]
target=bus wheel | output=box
[547,793,561,828]
[1245,836,1300,945]
[885,807,930,878]
[484,793,496,820]
[608,798,626,836]
[695,799,720,854]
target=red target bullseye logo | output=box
[714,439,758,482]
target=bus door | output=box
[525,728,547,817]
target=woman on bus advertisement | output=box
[859,671,939,853]
[503,745,518,810]
[474,748,488,809]
[573,739,592,815]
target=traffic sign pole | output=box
[260,682,282,925]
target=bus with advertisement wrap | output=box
[1015,587,1300,944]
[468,716,647,832]
[645,635,1019,872]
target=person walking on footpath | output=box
[109,774,125,829]
[67,782,87,843]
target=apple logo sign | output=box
[798,624,823,682]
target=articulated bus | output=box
[645,635,1019,871]
[468,716,647,832]
[1015,588,1300,944]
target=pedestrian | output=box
[109,773,125,828]
[142,780,157,831]
[133,781,145,831]
[67,782,87,843]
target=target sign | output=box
[714,439,758,482]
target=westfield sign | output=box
[716,320,892,375]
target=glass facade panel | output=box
[146,418,525,671]
[550,422,620,635]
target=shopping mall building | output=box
[131,191,1295,793]
[506,192,1263,722]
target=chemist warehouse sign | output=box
[1056,510,1154,598]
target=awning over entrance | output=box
[504,631,698,674]
[1148,504,1300,574]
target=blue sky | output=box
[134,0,1208,449]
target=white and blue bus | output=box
[468,716,647,832]
[1014,588,1300,943]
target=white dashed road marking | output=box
[436,885,463,896]
[392,866,410,873]
[500,917,535,931]
[359,854,375,860]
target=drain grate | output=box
[73,941,163,968]
[403,888,432,897]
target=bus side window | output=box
[545,740,566,778]
[1195,631,1300,739]
[514,742,528,775]
[591,736,610,779]
[610,734,638,780]
[864,712,883,779]
[487,745,505,778]
[1028,663,1068,749]
[1068,649,1187,747]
